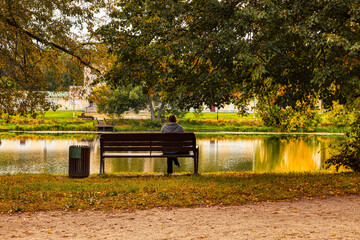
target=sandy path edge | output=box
[1,195,360,240]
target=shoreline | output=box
[0,130,347,135]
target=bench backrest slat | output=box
[103,146,194,152]
[101,133,195,142]
[103,141,151,146]
[151,146,194,152]
[151,141,194,146]
[102,140,194,146]
[101,133,196,152]
[104,146,153,152]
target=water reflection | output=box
[255,136,324,172]
[0,137,98,175]
[0,134,344,174]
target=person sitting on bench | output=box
[161,115,184,174]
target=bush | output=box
[259,105,292,131]
[258,101,321,132]
[326,115,360,172]
[323,102,356,127]
[143,119,162,128]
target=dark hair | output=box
[168,115,177,123]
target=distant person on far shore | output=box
[161,115,184,174]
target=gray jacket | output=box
[161,122,184,133]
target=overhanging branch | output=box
[2,16,103,76]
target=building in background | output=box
[45,67,99,112]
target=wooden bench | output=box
[78,113,94,120]
[94,118,114,132]
[99,132,199,175]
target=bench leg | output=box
[99,156,105,175]
[193,157,197,175]
[194,149,199,175]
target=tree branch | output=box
[2,16,103,76]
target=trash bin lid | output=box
[69,146,82,159]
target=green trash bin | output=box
[69,145,90,178]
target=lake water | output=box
[0,133,344,175]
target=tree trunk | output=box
[156,102,165,119]
[147,97,156,120]
[147,98,165,120]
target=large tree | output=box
[90,83,147,117]
[98,0,250,118]
[99,0,360,112]
[244,0,360,109]
[0,0,104,116]
[98,0,183,119]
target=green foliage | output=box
[0,77,58,119]
[112,117,270,132]
[259,105,291,132]
[326,115,360,172]
[183,112,256,120]
[0,0,103,117]
[162,101,188,119]
[258,101,321,132]
[98,0,196,119]
[191,106,205,119]
[143,119,163,128]
[323,102,356,127]
[97,0,360,116]
[0,0,104,79]
[0,0,104,117]
[244,0,360,110]
[90,84,147,117]
[43,53,84,91]
[98,0,241,112]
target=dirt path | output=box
[1,196,360,239]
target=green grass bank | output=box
[0,111,95,131]
[1,172,359,213]
[113,118,349,133]
[0,111,350,132]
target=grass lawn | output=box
[0,111,96,131]
[43,110,83,119]
[1,172,359,213]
